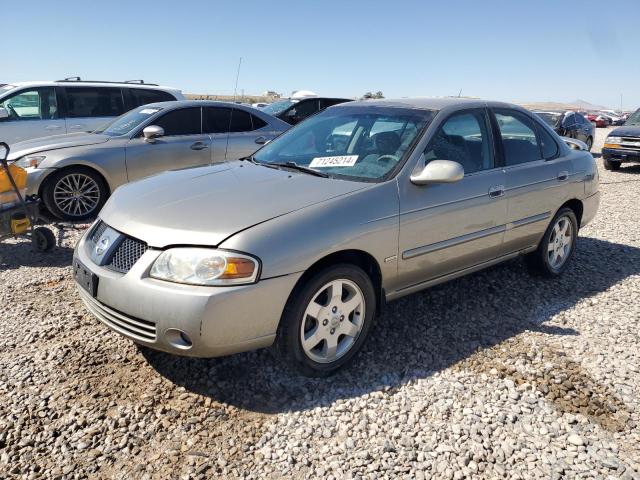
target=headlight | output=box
[15,155,46,168]
[150,248,260,286]
[605,136,622,145]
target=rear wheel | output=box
[586,137,593,151]
[603,158,621,171]
[276,264,376,377]
[42,167,108,221]
[525,208,578,277]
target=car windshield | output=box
[262,99,296,116]
[253,106,435,182]
[625,109,640,126]
[535,112,561,127]
[94,106,164,136]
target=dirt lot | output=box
[1,127,639,479]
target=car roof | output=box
[3,80,181,93]
[139,100,273,110]
[331,97,516,111]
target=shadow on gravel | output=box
[143,237,640,414]
[0,242,74,270]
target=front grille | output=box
[106,237,148,273]
[78,288,156,342]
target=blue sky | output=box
[4,0,639,109]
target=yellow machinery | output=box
[0,142,55,251]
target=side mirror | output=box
[0,142,8,161]
[0,107,9,120]
[562,137,587,151]
[410,158,464,185]
[143,125,164,142]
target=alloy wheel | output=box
[547,216,573,269]
[300,279,365,364]
[53,173,101,217]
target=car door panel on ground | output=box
[203,106,278,162]
[494,108,574,253]
[398,108,507,289]
[125,107,211,182]
[0,87,66,144]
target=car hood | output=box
[609,125,640,138]
[7,132,111,160]
[99,161,369,248]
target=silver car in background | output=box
[8,101,289,220]
[73,98,600,377]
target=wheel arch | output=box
[556,198,584,228]
[288,249,384,316]
[38,163,112,198]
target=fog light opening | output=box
[165,328,193,350]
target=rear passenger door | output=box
[64,87,126,133]
[203,107,274,162]
[493,108,573,253]
[124,107,210,182]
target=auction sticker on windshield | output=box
[309,155,359,168]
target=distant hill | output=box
[519,99,610,112]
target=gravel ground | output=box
[1,127,639,479]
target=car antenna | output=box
[225,57,242,160]
[458,88,462,98]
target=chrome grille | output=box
[106,237,148,273]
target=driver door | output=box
[124,107,211,182]
[397,108,507,288]
[0,87,66,144]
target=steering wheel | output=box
[377,154,399,163]
[5,105,19,120]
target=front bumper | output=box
[73,230,302,357]
[602,147,640,164]
[25,167,55,196]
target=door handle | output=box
[254,136,268,145]
[69,124,84,130]
[45,125,62,130]
[190,142,209,151]
[488,185,505,198]
[557,171,569,182]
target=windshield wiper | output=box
[269,161,329,178]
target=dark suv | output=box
[262,97,352,125]
[602,108,640,170]
[534,111,594,151]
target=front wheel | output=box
[42,167,108,221]
[603,158,621,171]
[525,208,578,277]
[276,264,376,377]
[586,137,593,151]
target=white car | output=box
[0,78,184,145]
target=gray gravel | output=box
[1,127,639,479]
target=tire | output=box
[41,167,108,221]
[586,137,593,151]
[525,207,578,277]
[31,227,56,252]
[603,158,621,171]
[276,264,376,377]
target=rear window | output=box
[65,87,125,118]
[203,107,263,133]
[128,88,176,109]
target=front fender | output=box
[219,180,401,292]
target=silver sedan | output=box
[8,101,289,220]
[73,98,600,376]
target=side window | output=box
[423,110,493,174]
[203,107,256,133]
[66,87,124,118]
[319,99,347,109]
[0,88,58,121]
[290,99,318,119]
[537,125,559,159]
[493,109,542,166]
[562,113,576,128]
[129,88,176,108]
[251,114,267,130]
[154,107,201,136]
